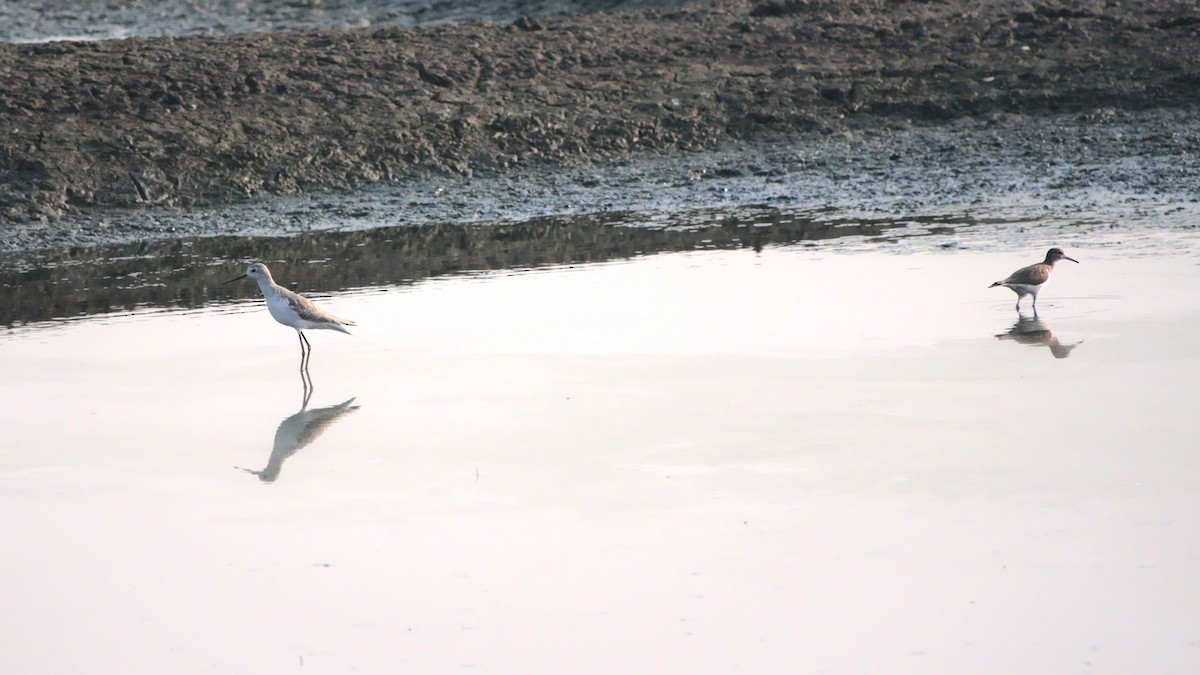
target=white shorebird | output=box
[989,247,1078,313]
[225,262,355,369]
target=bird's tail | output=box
[327,316,355,334]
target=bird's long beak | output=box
[223,274,248,284]
[1065,256,1079,263]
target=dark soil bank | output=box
[2,0,1198,222]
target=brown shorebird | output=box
[989,248,1078,313]
[224,262,355,370]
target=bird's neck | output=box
[255,277,281,296]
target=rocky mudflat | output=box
[1,0,1197,227]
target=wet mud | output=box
[0,1,690,43]
[2,0,1198,238]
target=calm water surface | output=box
[1,224,1198,673]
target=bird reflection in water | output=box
[995,315,1083,359]
[238,370,360,483]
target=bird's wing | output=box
[1002,263,1051,286]
[282,287,355,326]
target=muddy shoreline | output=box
[2,0,1199,232]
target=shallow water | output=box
[0,209,925,329]
[1,226,1199,673]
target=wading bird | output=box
[989,248,1078,313]
[225,262,355,369]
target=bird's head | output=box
[224,262,272,285]
[1045,248,1079,264]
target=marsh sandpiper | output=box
[225,262,355,369]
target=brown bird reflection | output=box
[239,396,360,483]
[995,315,1082,359]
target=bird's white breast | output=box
[264,292,301,328]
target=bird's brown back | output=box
[1001,262,1052,286]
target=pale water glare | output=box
[1,245,1199,673]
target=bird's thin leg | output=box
[297,331,313,408]
[297,331,308,371]
[300,331,312,370]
